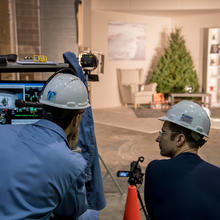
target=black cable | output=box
[137,188,148,218]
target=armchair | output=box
[117,68,157,109]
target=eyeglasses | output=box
[159,130,166,136]
[159,130,180,136]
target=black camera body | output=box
[117,156,144,186]
[52,157,147,219]
[80,53,98,71]
[117,156,149,218]
[79,51,105,81]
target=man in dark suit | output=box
[144,100,220,220]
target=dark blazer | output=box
[144,152,220,220]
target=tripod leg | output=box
[137,189,149,219]
[99,154,124,196]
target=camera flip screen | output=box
[117,171,130,177]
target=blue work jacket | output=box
[63,52,106,210]
[0,119,87,220]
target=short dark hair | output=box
[168,122,205,148]
[42,105,81,130]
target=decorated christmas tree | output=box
[150,28,199,94]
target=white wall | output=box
[89,10,171,109]
[172,13,220,90]
[82,0,220,109]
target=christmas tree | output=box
[150,28,199,94]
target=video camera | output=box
[117,156,144,186]
[117,156,149,218]
[79,51,104,82]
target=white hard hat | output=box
[159,100,210,137]
[39,73,90,109]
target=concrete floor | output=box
[92,106,220,220]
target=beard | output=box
[66,114,82,150]
[67,127,79,150]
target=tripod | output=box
[82,68,124,196]
[99,154,124,196]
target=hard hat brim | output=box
[40,99,90,110]
[158,116,209,137]
[158,116,168,121]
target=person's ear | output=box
[176,134,185,147]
